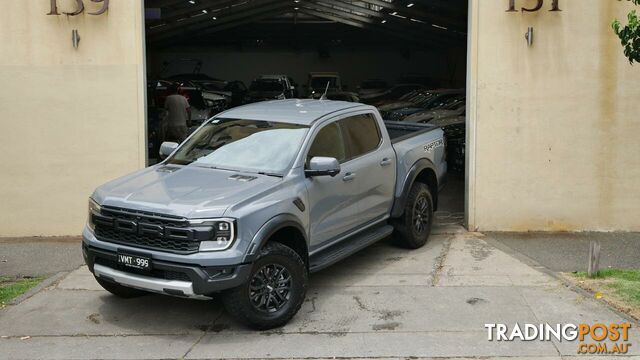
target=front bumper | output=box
[83,243,252,298]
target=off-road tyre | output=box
[393,182,434,249]
[95,276,148,298]
[222,242,308,330]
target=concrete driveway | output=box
[0,227,637,359]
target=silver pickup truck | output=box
[83,99,446,329]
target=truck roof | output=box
[216,99,370,125]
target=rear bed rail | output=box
[384,121,437,143]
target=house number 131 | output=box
[47,0,109,16]
[507,0,561,12]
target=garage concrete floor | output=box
[434,175,465,226]
[1,228,637,359]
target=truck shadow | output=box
[95,235,446,334]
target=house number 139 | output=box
[47,0,109,16]
[507,0,561,12]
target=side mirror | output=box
[305,157,340,178]
[159,141,178,159]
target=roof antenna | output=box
[319,81,330,101]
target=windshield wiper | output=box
[193,164,282,178]
[257,171,283,178]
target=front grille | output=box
[92,207,213,254]
[94,226,199,253]
[95,257,191,282]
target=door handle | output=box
[380,158,393,167]
[342,172,356,182]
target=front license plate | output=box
[117,253,151,271]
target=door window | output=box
[340,114,382,160]
[307,122,347,163]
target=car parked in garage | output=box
[83,100,447,330]
[307,72,342,98]
[244,76,295,103]
[357,79,388,100]
[324,91,360,102]
[200,80,248,108]
[382,90,464,120]
[365,84,426,106]
[403,97,466,124]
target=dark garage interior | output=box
[144,0,468,222]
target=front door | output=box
[340,113,396,225]
[304,120,360,250]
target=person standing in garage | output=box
[163,83,191,143]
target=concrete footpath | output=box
[0,227,638,359]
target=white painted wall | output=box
[467,0,640,231]
[0,0,146,236]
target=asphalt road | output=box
[487,232,640,272]
[0,237,83,278]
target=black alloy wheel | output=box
[413,194,431,235]
[249,264,292,313]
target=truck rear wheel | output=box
[94,276,148,298]
[394,182,433,249]
[222,242,307,330]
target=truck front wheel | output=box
[222,242,307,330]
[394,182,434,249]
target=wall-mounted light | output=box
[525,27,534,47]
[72,29,81,49]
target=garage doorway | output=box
[143,0,468,227]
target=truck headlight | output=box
[190,218,237,251]
[87,198,101,231]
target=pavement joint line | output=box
[0,330,495,339]
[0,333,199,339]
[182,311,225,359]
[484,236,640,326]
[183,355,640,360]
[187,356,571,360]
[430,235,454,286]
[516,286,563,357]
[185,329,490,336]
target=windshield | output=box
[167,119,309,175]
[250,80,284,92]
[310,77,338,89]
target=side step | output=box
[309,224,394,273]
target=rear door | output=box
[339,113,396,226]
